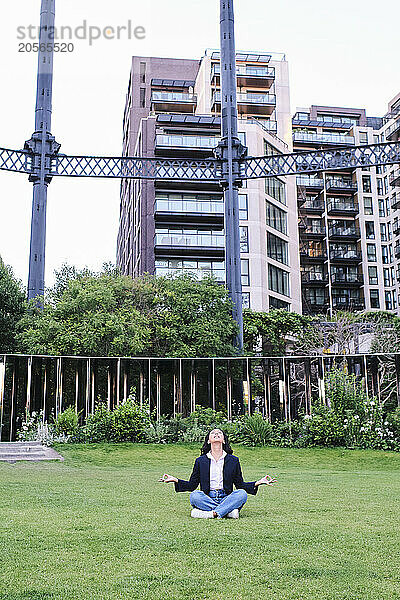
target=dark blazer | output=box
[174,453,258,496]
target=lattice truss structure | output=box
[1,141,400,181]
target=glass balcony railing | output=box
[301,272,327,283]
[304,225,326,235]
[156,134,219,150]
[293,132,355,145]
[390,168,400,187]
[151,92,197,103]
[155,267,225,282]
[212,91,276,105]
[327,199,358,213]
[296,176,324,188]
[385,117,400,140]
[331,273,363,284]
[155,199,223,215]
[303,199,324,211]
[328,226,360,238]
[155,232,225,248]
[391,194,400,210]
[330,248,360,260]
[326,178,356,191]
[332,297,364,310]
[212,64,275,78]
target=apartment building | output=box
[294,94,400,315]
[117,50,302,313]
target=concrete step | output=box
[0,442,63,462]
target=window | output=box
[140,62,146,83]
[374,136,380,146]
[384,177,389,195]
[385,291,393,311]
[377,179,384,195]
[363,197,373,215]
[264,141,282,156]
[362,176,371,193]
[389,245,393,263]
[388,223,393,241]
[240,226,249,253]
[393,290,397,310]
[359,132,368,144]
[365,222,375,239]
[269,265,290,296]
[267,233,289,265]
[265,177,286,205]
[266,201,287,234]
[391,266,395,286]
[140,87,146,107]
[269,296,290,310]
[239,194,248,220]
[380,223,387,242]
[370,290,380,309]
[382,246,389,264]
[368,266,378,285]
[241,259,250,286]
[305,288,326,306]
[386,197,391,216]
[384,268,390,287]
[367,244,376,262]
[242,292,250,309]
[378,198,385,217]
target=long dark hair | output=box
[201,430,233,455]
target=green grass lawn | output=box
[1,444,400,600]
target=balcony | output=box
[393,222,400,237]
[331,273,364,285]
[212,91,276,115]
[390,168,400,187]
[332,297,365,311]
[391,194,400,211]
[326,178,357,194]
[303,225,326,238]
[301,272,328,285]
[211,63,275,88]
[245,117,278,134]
[395,245,400,260]
[385,117,400,141]
[155,231,225,250]
[293,131,355,146]
[303,298,329,314]
[328,225,360,240]
[302,199,324,213]
[327,199,358,216]
[300,248,327,262]
[296,176,324,191]
[155,134,219,157]
[330,248,361,262]
[155,197,224,225]
[292,116,353,130]
[151,91,197,113]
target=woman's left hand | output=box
[255,474,277,487]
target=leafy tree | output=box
[130,274,238,357]
[18,270,151,356]
[17,268,238,357]
[243,309,310,356]
[0,257,26,352]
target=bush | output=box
[110,398,151,443]
[236,413,274,446]
[299,408,346,447]
[55,407,80,437]
[83,404,113,443]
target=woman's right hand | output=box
[159,473,178,484]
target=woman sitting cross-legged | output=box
[159,428,277,519]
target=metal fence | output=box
[1,353,400,441]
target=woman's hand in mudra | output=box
[255,474,277,487]
[159,473,178,484]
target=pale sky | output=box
[0,0,399,288]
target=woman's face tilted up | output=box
[208,429,225,445]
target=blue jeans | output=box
[190,489,247,518]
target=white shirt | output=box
[207,450,227,490]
